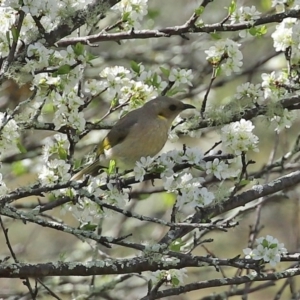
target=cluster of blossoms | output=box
[243,235,287,267]
[221,119,259,155]
[86,65,193,113]
[230,5,261,38]
[270,108,296,132]
[64,177,129,226]
[134,147,237,211]
[261,71,289,100]
[205,39,243,76]
[0,0,94,56]
[261,72,297,131]
[39,134,71,193]
[136,67,168,92]
[149,266,187,287]
[230,6,261,24]
[168,68,193,88]
[25,43,84,74]
[21,43,90,131]
[42,134,70,162]
[88,65,156,108]
[234,74,296,133]
[235,82,265,105]
[0,112,19,159]
[268,15,300,129]
[272,0,300,11]
[0,173,9,197]
[271,18,299,53]
[51,87,86,131]
[112,0,148,29]
[38,159,71,186]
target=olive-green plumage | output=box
[71,96,194,180]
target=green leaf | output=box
[11,26,19,43]
[195,6,204,16]
[169,239,184,252]
[42,102,54,113]
[111,96,119,108]
[261,239,268,248]
[249,26,267,37]
[73,159,83,170]
[107,159,117,174]
[193,165,205,171]
[136,193,151,201]
[17,140,27,153]
[151,73,158,87]
[162,192,176,206]
[81,223,97,231]
[122,11,131,22]
[130,60,140,73]
[5,31,11,46]
[59,252,67,261]
[55,64,72,75]
[257,26,267,36]
[239,179,251,187]
[166,87,182,97]
[269,243,278,249]
[171,277,180,286]
[160,67,170,77]
[86,52,97,62]
[147,279,153,293]
[48,193,56,201]
[58,148,68,160]
[12,161,27,176]
[210,32,222,40]
[147,9,160,19]
[73,42,85,56]
[228,0,236,14]
[215,66,222,76]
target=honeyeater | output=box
[71,96,195,180]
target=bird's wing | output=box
[96,111,139,156]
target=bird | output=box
[71,96,195,180]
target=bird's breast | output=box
[106,118,169,169]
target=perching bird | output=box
[71,96,195,180]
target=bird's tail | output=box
[71,160,104,181]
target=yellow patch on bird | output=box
[157,113,167,120]
[102,137,112,150]
[97,137,112,155]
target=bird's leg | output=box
[114,167,124,191]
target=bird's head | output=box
[146,96,195,124]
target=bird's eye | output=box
[169,104,177,111]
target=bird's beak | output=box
[183,103,195,110]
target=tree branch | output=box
[56,9,300,46]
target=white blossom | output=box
[134,156,154,182]
[0,113,20,158]
[271,109,296,132]
[38,159,71,185]
[235,82,265,105]
[205,39,243,76]
[271,18,296,52]
[112,0,148,29]
[182,147,203,165]
[221,119,259,155]
[168,68,193,87]
[243,235,287,267]
[103,182,128,207]
[0,173,9,196]
[205,158,229,180]
[230,6,261,25]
